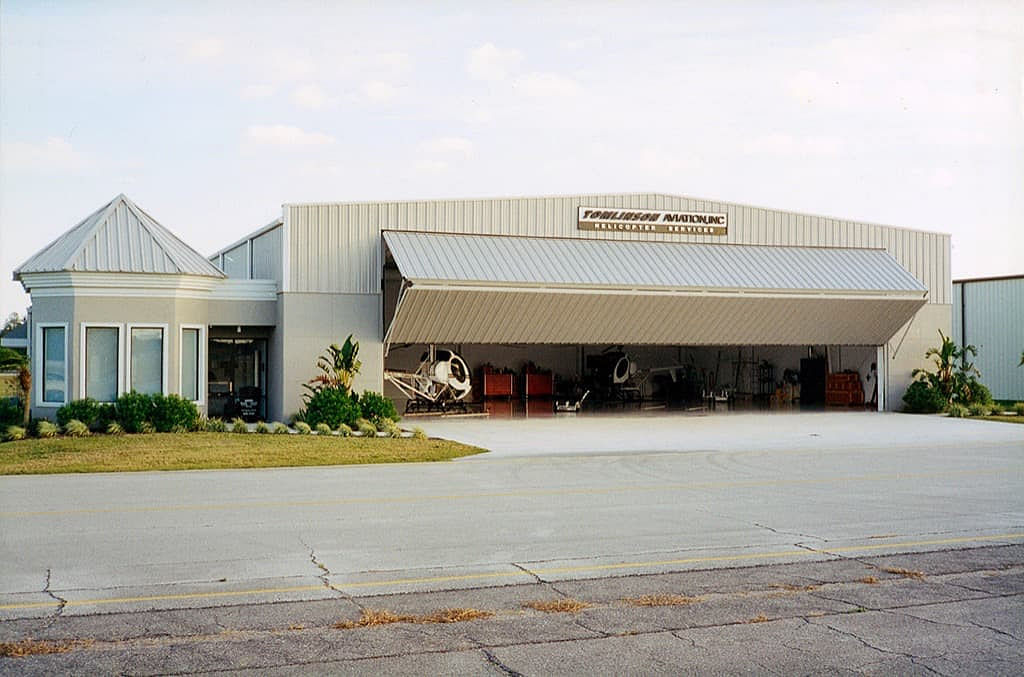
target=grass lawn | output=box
[0,433,486,475]
[980,415,1024,425]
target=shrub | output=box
[1014,402,1024,416]
[294,421,312,435]
[412,427,427,440]
[95,403,118,431]
[336,423,352,437]
[255,421,270,434]
[4,425,26,442]
[315,422,332,435]
[63,419,90,437]
[205,417,227,433]
[0,398,23,427]
[151,394,200,433]
[139,421,156,434]
[967,402,989,417]
[36,420,59,438]
[902,380,945,413]
[358,391,400,426]
[106,421,125,436]
[963,380,993,406]
[57,398,100,428]
[272,422,289,434]
[303,387,361,430]
[357,420,377,437]
[116,391,153,433]
[946,403,968,418]
[231,418,248,434]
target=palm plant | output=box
[303,335,362,397]
[0,347,30,426]
[912,330,979,405]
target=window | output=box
[128,325,166,395]
[37,324,67,405]
[83,325,121,402]
[179,325,205,403]
[222,242,250,279]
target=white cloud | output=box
[467,43,523,82]
[240,84,276,99]
[419,136,474,157]
[245,124,335,150]
[292,83,329,110]
[2,137,89,173]
[512,72,582,98]
[415,159,449,174]
[744,133,845,157]
[187,37,224,62]
[363,81,399,103]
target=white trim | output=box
[34,322,68,407]
[208,279,277,301]
[20,272,277,301]
[126,323,169,396]
[179,324,207,405]
[78,322,124,402]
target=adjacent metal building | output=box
[953,275,1024,401]
[16,192,953,421]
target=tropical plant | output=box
[336,423,352,437]
[106,421,125,436]
[57,398,101,428]
[911,330,984,406]
[1013,402,1024,416]
[294,421,312,435]
[4,425,26,441]
[412,427,427,440]
[303,335,362,398]
[36,420,58,438]
[272,421,289,434]
[205,417,227,433]
[902,380,946,413]
[967,402,989,417]
[231,418,248,433]
[356,420,377,437]
[0,346,30,427]
[945,403,969,418]
[315,422,332,435]
[255,421,270,434]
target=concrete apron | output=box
[414,411,1024,457]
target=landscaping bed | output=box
[0,434,486,475]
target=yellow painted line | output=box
[1,532,1021,611]
[2,467,1019,518]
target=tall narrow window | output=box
[41,326,66,404]
[85,327,119,402]
[180,328,200,402]
[130,327,164,394]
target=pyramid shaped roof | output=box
[14,194,225,279]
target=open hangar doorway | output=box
[382,342,882,417]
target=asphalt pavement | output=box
[0,411,1021,673]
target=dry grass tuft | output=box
[744,614,771,624]
[859,576,880,585]
[334,607,492,629]
[416,608,493,624]
[523,598,592,613]
[623,594,701,607]
[882,567,925,580]
[334,609,412,629]
[0,639,92,658]
[770,583,818,592]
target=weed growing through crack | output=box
[334,607,491,629]
[523,598,592,613]
[770,583,819,592]
[623,594,701,607]
[882,567,925,580]
[744,614,771,624]
[0,639,93,658]
[859,576,880,584]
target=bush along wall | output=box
[53,392,200,435]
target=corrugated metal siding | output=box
[16,194,224,278]
[251,226,282,282]
[383,231,926,294]
[953,278,1024,400]
[288,193,949,302]
[387,288,926,346]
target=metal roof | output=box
[383,231,928,294]
[15,194,225,279]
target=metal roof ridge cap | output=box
[404,280,930,297]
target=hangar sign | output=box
[578,206,728,235]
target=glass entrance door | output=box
[208,338,268,421]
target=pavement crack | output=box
[40,567,67,629]
[511,562,571,597]
[810,618,946,672]
[481,648,524,676]
[299,538,364,611]
[753,522,823,542]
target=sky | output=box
[1,0,1022,319]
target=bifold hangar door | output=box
[382,231,928,350]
